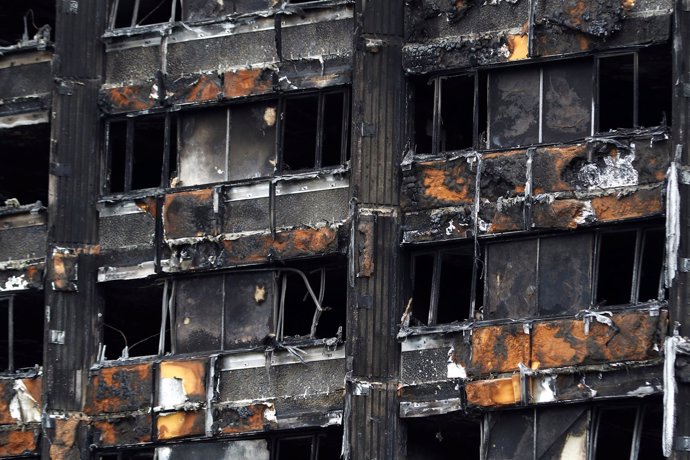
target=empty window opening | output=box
[409,246,480,326]
[413,78,435,154]
[0,1,54,47]
[0,123,50,206]
[281,90,349,172]
[109,0,176,29]
[279,262,347,341]
[106,116,176,193]
[277,436,313,459]
[440,75,476,151]
[406,415,481,460]
[638,46,672,128]
[596,230,637,306]
[592,400,663,460]
[637,228,665,303]
[101,279,170,360]
[598,54,635,132]
[0,292,43,372]
[271,428,342,460]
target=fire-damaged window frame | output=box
[98,259,346,362]
[408,223,665,326]
[0,295,17,372]
[102,88,350,195]
[413,45,671,154]
[107,0,178,30]
[0,292,44,373]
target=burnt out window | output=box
[0,123,50,207]
[413,73,484,155]
[106,115,177,193]
[108,0,177,29]
[406,415,481,460]
[96,449,155,460]
[0,2,54,47]
[0,292,43,372]
[592,400,663,460]
[408,246,481,326]
[281,90,350,172]
[100,279,170,360]
[597,46,672,132]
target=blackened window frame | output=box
[107,0,178,30]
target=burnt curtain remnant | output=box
[0,0,689,459]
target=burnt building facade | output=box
[0,0,689,458]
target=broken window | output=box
[100,279,170,360]
[413,73,484,154]
[281,90,350,172]
[416,46,670,152]
[106,89,349,193]
[0,292,43,372]
[106,115,177,193]
[108,0,177,29]
[0,123,50,207]
[0,1,53,47]
[410,224,664,325]
[409,245,481,326]
[406,414,481,460]
[592,400,663,460]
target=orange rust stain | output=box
[591,188,663,222]
[577,34,591,51]
[135,197,158,219]
[532,199,587,230]
[622,0,635,9]
[93,416,152,446]
[0,380,13,425]
[568,0,587,26]
[26,264,40,282]
[421,167,472,203]
[50,417,80,459]
[507,34,529,61]
[157,411,205,440]
[185,74,222,103]
[487,212,523,234]
[469,325,530,376]
[223,68,272,99]
[0,429,37,457]
[531,310,667,369]
[107,85,156,112]
[465,376,521,407]
[272,227,338,255]
[86,363,152,414]
[218,404,268,434]
[160,360,206,399]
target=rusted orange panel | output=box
[0,380,14,425]
[591,187,664,223]
[50,417,80,460]
[507,34,528,61]
[220,226,339,265]
[213,403,276,435]
[49,249,78,291]
[159,359,207,402]
[465,375,521,407]
[163,189,216,240]
[86,363,153,414]
[421,165,474,204]
[169,73,223,105]
[101,84,157,114]
[93,414,152,446]
[0,428,38,457]
[531,199,590,230]
[468,324,530,376]
[357,218,375,277]
[531,145,587,195]
[156,410,206,440]
[531,310,667,369]
[223,68,273,99]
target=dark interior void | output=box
[0,0,53,46]
[322,92,347,166]
[638,46,673,128]
[596,231,637,306]
[436,250,474,323]
[0,292,44,371]
[98,450,154,460]
[283,96,319,171]
[439,75,475,151]
[0,123,50,206]
[593,403,663,460]
[111,0,175,29]
[638,229,664,302]
[413,78,435,154]
[281,261,347,340]
[411,254,434,325]
[108,117,170,193]
[598,54,635,132]
[274,430,342,460]
[101,280,165,359]
[406,415,481,460]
